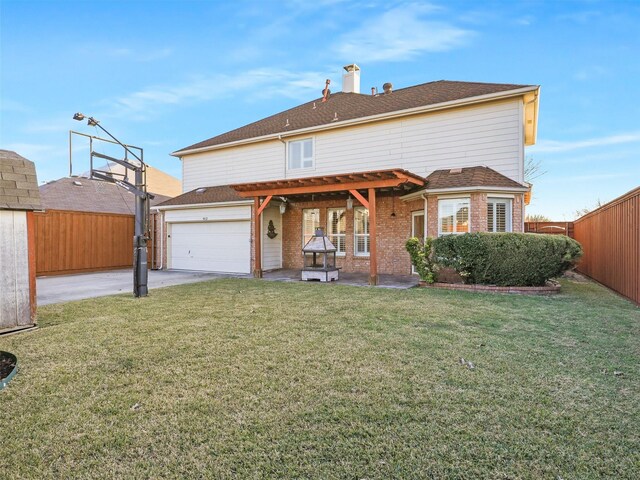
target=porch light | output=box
[346,195,353,210]
[279,202,287,214]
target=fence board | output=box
[34,210,134,276]
[525,221,574,237]
[573,187,640,305]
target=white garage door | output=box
[169,221,250,273]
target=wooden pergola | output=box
[230,169,425,285]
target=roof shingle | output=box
[40,177,171,214]
[155,185,246,207]
[0,150,41,210]
[425,166,526,190]
[175,80,534,153]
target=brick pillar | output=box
[470,192,488,232]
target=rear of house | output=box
[155,65,539,283]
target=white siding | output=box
[0,210,31,331]
[181,99,525,189]
[164,205,251,223]
[261,206,282,270]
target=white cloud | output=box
[106,68,329,119]
[334,3,472,63]
[533,132,640,153]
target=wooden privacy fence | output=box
[525,221,574,237]
[34,210,134,276]
[573,187,640,305]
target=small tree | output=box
[526,214,551,222]
[524,156,546,183]
[405,237,438,283]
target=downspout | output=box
[278,134,286,177]
[158,211,164,270]
[422,193,428,238]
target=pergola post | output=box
[368,188,378,285]
[253,196,262,278]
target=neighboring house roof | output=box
[40,177,172,214]
[89,162,182,197]
[0,149,41,211]
[175,80,536,154]
[155,185,246,207]
[425,166,527,191]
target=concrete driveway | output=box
[37,269,247,306]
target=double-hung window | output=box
[302,208,320,248]
[487,198,512,232]
[438,198,469,235]
[354,207,369,256]
[327,208,346,255]
[288,138,314,170]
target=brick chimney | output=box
[342,64,361,94]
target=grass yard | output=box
[1,278,638,479]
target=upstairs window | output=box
[288,138,314,170]
[327,208,346,256]
[354,207,370,256]
[438,198,469,235]
[488,198,512,232]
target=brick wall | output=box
[425,192,524,237]
[280,194,424,275]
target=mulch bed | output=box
[0,352,17,382]
[419,280,561,295]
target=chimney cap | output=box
[383,82,393,94]
[343,63,360,72]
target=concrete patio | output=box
[262,269,419,289]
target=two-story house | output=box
[155,65,539,284]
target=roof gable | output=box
[174,80,535,154]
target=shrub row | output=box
[406,233,582,287]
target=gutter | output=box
[172,86,540,157]
[152,200,254,212]
[401,185,529,201]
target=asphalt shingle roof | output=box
[425,166,526,190]
[156,185,246,207]
[0,150,41,210]
[40,177,172,214]
[175,80,533,153]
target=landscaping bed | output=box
[419,279,561,295]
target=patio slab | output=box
[262,269,419,289]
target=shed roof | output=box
[174,80,535,154]
[0,150,41,211]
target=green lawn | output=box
[1,278,638,479]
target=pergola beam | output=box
[349,189,369,209]
[235,177,413,198]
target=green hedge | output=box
[431,233,583,286]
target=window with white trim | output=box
[438,198,469,235]
[354,207,369,256]
[302,208,320,248]
[327,208,346,255]
[487,198,512,232]
[288,138,314,170]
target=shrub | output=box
[405,237,438,283]
[432,233,582,286]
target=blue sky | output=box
[1,0,639,219]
